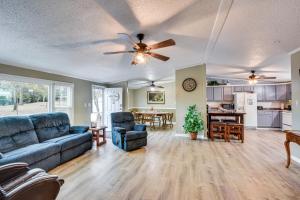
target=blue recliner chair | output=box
[111,112,147,151]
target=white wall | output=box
[176,64,207,134]
[291,51,300,160]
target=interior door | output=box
[104,88,123,130]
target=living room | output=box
[0,0,299,200]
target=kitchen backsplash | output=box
[208,101,289,109]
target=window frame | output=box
[0,73,74,123]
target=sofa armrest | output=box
[134,124,146,131]
[113,127,126,134]
[70,126,90,134]
[0,163,29,184]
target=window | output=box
[0,74,74,123]
[91,85,104,126]
[0,80,49,116]
[53,83,73,122]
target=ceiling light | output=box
[134,52,146,64]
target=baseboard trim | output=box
[174,133,207,140]
[291,155,300,164]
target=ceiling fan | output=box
[248,70,276,84]
[148,81,164,90]
[103,33,176,65]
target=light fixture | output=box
[150,86,155,91]
[248,78,257,85]
[134,52,146,64]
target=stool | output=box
[226,123,244,143]
[210,122,228,142]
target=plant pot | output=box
[190,132,197,140]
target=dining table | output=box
[135,111,171,127]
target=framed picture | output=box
[147,91,165,104]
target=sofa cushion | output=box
[43,133,92,151]
[0,116,38,153]
[29,112,71,142]
[0,136,17,153]
[0,143,61,166]
[125,131,147,141]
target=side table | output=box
[284,130,300,168]
[90,126,107,147]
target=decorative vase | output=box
[190,132,197,140]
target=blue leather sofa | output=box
[0,112,92,171]
[111,112,147,151]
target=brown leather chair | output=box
[0,163,64,200]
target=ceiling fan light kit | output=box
[104,33,176,65]
[247,70,276,85]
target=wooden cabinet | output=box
[257,110,282,128]
[272,111,281,128]
[243,86,254,92]
[233,86,243,92]
[257,111,273,127]
[286,84,292,100]
[254,86,264,101]
[213,87,223,101]
[206,87,214,101]
[264,85,276,101]
[207,83,291,102]
[223,87,233,101]
[276,85,287,101]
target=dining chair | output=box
[142,113,155,129]
[163,113,173,128]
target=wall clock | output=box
[182,78,197,92]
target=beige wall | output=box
[291,51,300,160]
[128,82,176,121]
[176,64,207,134]
[130,82,176,109]
[0,63,105,125]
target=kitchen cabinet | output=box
[213,87,223,101]
[272,111,281,128]
[206,87,214,101]
[243,86,254,92]
[254,86,264,101]
[223,87,233,101]
[264,85,276,101]
[233,86,243,92]
[257,110,282,128]
[257,111,273,127]
[286,84,292,100]
[275,85,287,101]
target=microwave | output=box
[221,103,235,110]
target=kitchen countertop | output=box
[258,108,291,112]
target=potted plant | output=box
[183,105,204,140]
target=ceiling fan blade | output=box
[156,85,164,88]
[148,52,170,61]
[258,77,277,79]
[118,33,140,49]
[148,39,176,50]
[103,50,135,55]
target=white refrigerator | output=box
[234,92,257,128]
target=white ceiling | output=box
[0,0,299,83]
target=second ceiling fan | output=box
[103,33,176,65]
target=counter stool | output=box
[210,122,228,142]
[226,123,244,143]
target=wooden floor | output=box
[51,129,300,200]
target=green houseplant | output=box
[183,105,204,140]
